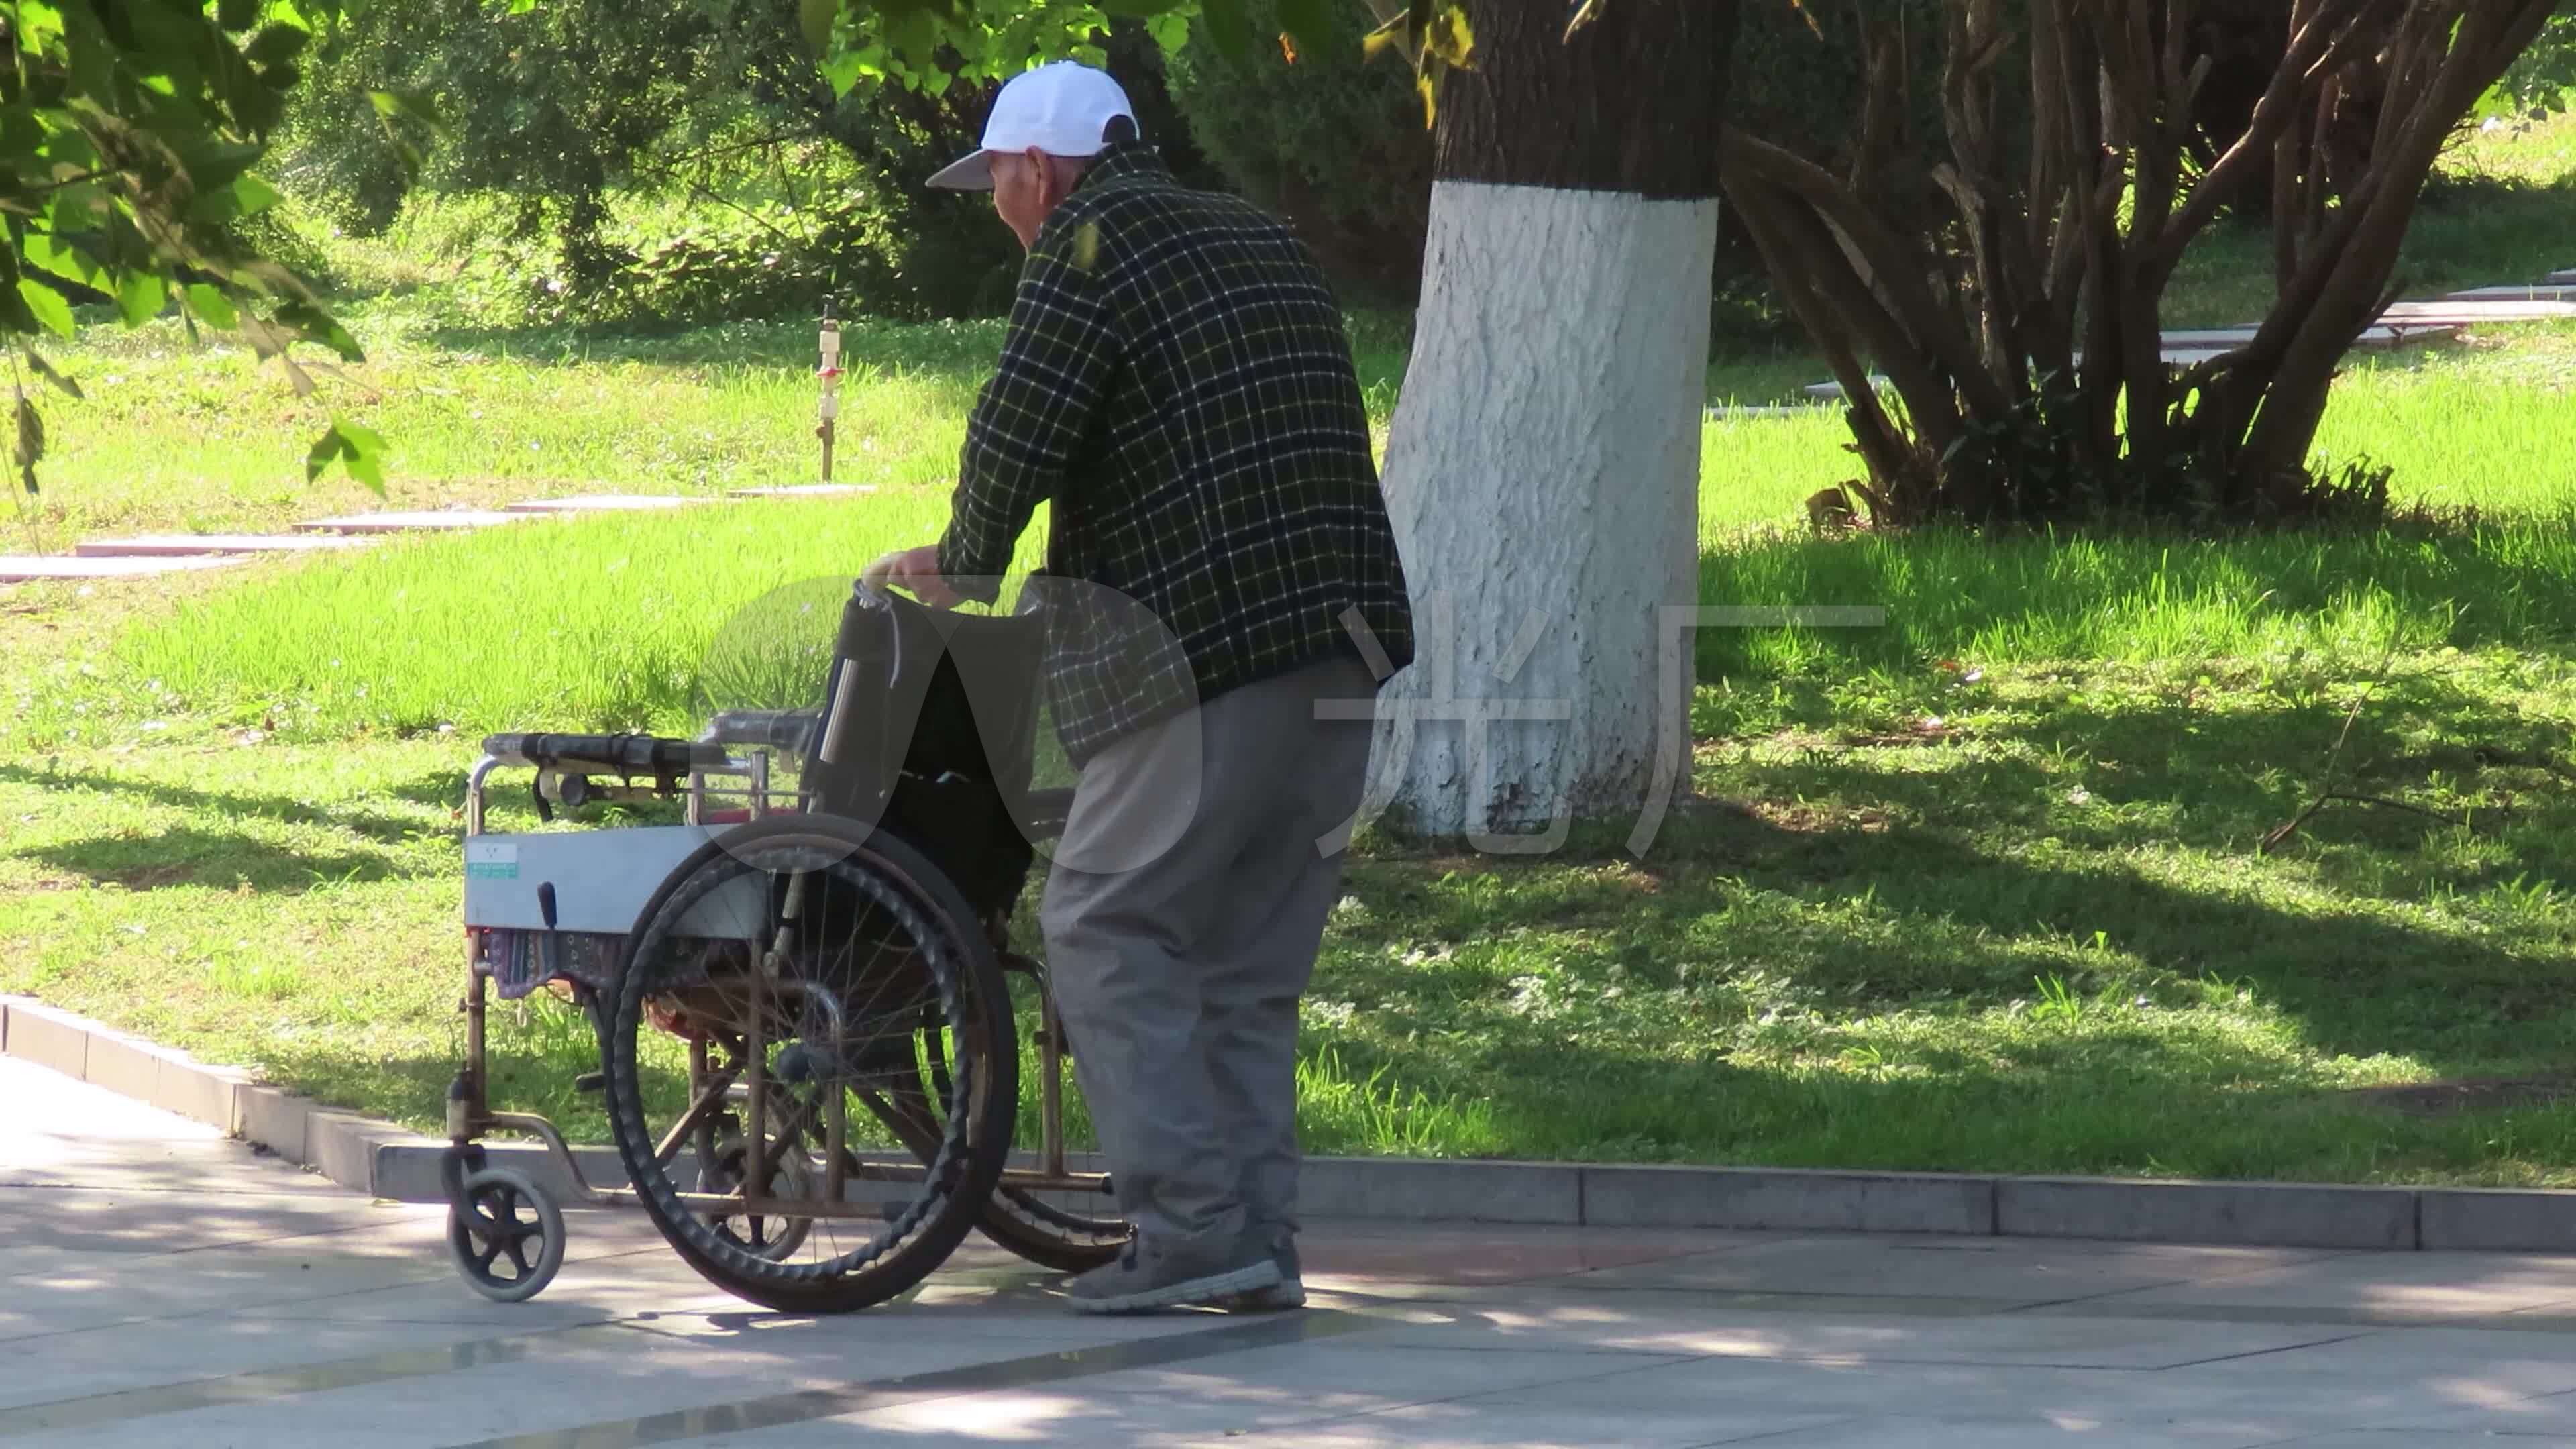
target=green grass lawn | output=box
[3,121,2575,1183]
[8,519,2576,1179]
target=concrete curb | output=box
[8,994,2574,1252]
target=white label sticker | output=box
[465,841,519,879]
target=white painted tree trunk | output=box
[1370,179,1720,845]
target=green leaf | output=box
[308,417,387,495]
[217,0,259,32]
[21,236,107,294]
[25,350,83,400]
[278,300,363,363]
[1426,2,1474,66]
[366,87,443,133]
[799,0,838,54]
[336,417,388,493]
[1362,13,1410,62]
[115,272,166,327]
[819,49,869,96]
[15,391,46,468]
[231,173,283,217]
[304,425,346,484]
[15,280,74,339]
[177,137,268,192]
[1198,0,1257,64]
[184,284,238,331]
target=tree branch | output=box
[2160,0,2381,262]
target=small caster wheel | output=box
[447,1165,566,1303]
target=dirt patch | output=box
[2343,1075,2576,1117]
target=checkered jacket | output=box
[936,142,1415,765]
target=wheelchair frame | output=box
[441,692,1116,1304]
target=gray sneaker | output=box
[1219,1232,1305,1311]
[1065,1236,1281,1315]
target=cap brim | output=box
[926,150,995,191]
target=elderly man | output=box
[869,61,1413,1313]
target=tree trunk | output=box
[1372,0,1738,842]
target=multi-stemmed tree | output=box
[1721,0,2561,528]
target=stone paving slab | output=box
[2161,323,2442,351]
[0,553,248,581]
[2385,297,2576,323]
[500,493,708,513]
[1568,1233,2332,1303]
[293,510,529,534]
[73,534,374,557]
[25,1057,2576,1448]
[1799,323,2451,402]
[726,483,881,498]
[2447,284,2576,303]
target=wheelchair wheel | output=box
[862,1004,1131,1273]
[447,1166,566,1303]
[603,816,1016,1314]
[979,1186,1131,1273]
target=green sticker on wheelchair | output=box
[465,842,519,879]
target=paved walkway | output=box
[15,1056,2576,1446]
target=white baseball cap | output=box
[927,62,1138,191]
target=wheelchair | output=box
[441,580,1130,1310]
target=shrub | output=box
[1165,1,1434,305]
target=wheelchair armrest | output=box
[698,708,822,754]
[481,733,732,775]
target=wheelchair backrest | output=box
[803,582,1046,828]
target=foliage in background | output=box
[278,0,1222,324]
[2498,6,2576,115]
[0,0,382,510]
[1164,0,1431,303]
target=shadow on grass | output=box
[1717,667,2574,857]
[17,826,423,894]
[0,762,455,848]
[0,761,476,902]
[1313,729,2576,1176]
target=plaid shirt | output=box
[936,141,1413,766]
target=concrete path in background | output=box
[15,1053,2576,1447]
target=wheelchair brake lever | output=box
[537,881,563,984]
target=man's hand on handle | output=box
[862,545,962,608]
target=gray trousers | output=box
[1039,652,1379,1256]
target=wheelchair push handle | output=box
[478,732,731,775]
